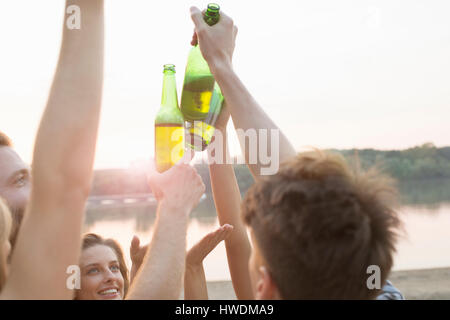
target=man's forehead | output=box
[0,147,28,181]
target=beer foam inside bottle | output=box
[155,64,185,173]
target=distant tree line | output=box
[336,143,450,180]
[90,143,450,196]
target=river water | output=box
[84,179,450,281]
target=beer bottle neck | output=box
[161,72,179,108]
[204,3,220,26]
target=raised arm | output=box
[207,110,254,300]
[1,0,104,299]
[190,6,296,179]
[184,224,233,300]
[126,162,205,300]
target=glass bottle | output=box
[155,64,185,172]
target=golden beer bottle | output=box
[155,64,185,172]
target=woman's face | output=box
[78,244,125,300]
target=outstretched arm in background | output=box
[190,6,296,179]
[184,224,233,300]
[207,108,254,300]
[126,161,205,300]
[1,0,104,299]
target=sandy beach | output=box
[205,267,450,300]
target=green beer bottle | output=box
[155,64,185,173]
[182,3,225,151]
[186,83,224,151]
[180,3,221,121]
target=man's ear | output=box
[255,266,281,300]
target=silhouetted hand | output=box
[147,154,205,215]
[129,235,149,283]
[186,224,233,269]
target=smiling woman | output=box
[75,233,129,300]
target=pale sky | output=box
[0,0,449,169]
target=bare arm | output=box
[184,225,233,300]
[190,7,296,179]
[184,261,208,300]
[127,202,189,300]
[207,112,254,299]
[126,163,205,300]
[1,0,104,300]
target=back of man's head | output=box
[242,151,401,299]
